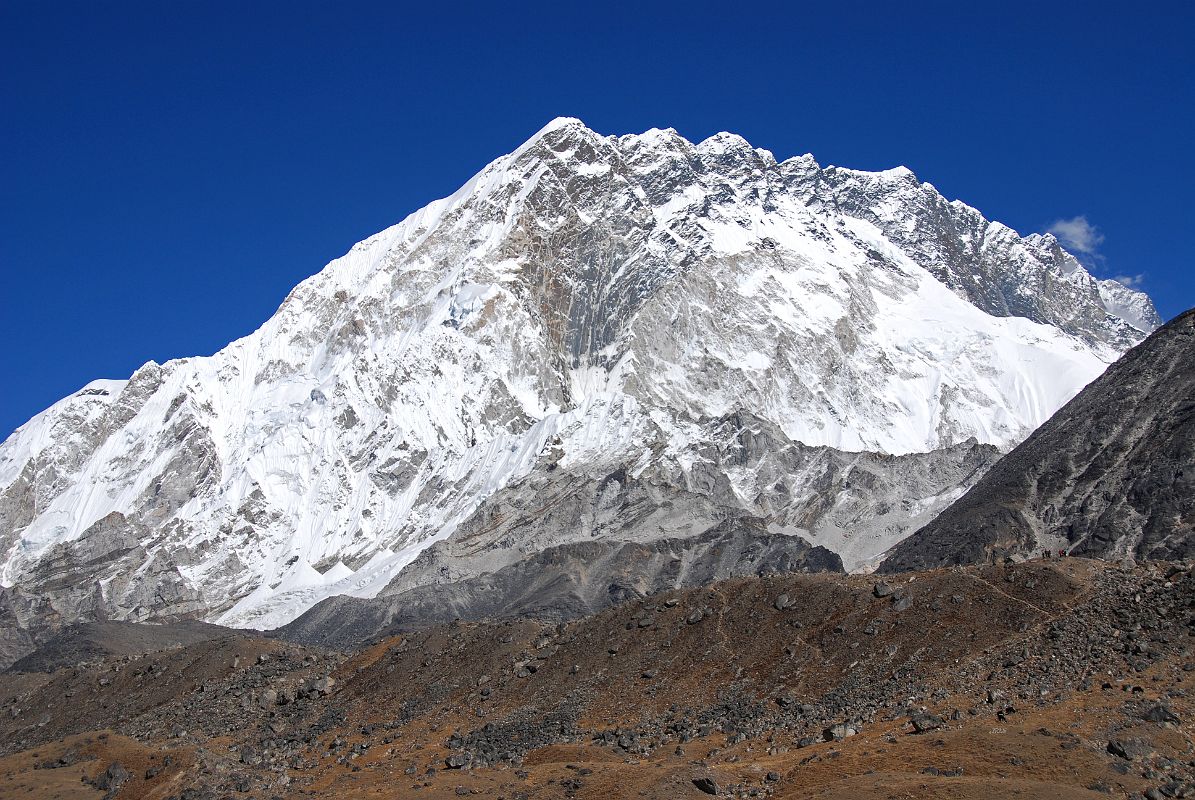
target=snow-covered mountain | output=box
[0,118,1159,633]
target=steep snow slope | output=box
[0,118,1157,630]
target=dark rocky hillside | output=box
[8,619,251,673]
[881,308,1195,573]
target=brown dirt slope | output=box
[0,558,1191,800]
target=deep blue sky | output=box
[2,1,1192,438]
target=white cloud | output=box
[1046,216,1149,292]
[1047,215,1104,255]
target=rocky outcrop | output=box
[880,308,1195,572]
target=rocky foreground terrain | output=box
[1,557,1191,799]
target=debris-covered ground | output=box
[1,558,1192,799]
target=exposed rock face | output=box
[275,521,844,649]
[0,118,1157,631]
[357,413,999,597]
[880,308,1195,572]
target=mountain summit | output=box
[0,119,1158,636]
